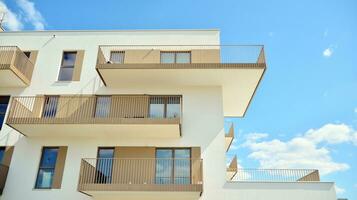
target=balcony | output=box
[6,95,181,138]
[78,158,203,199]
[96,45,266,117]
[0,164,9,195]
[227,156,238,181]
[225,123,234,152]
[232,169,320,182]
[0,46,35,87]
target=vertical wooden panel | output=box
[28,51,38,65]
[191,147,201,184]
[2,146,14,166]
[72,50,85,81]
[191,49,220,63]
[52,146,68,189]
[124,50,160,64]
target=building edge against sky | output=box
[0,29,336,200]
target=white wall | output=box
[0,30,336,200]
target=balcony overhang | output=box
[7,119,180,138]
[97,63,265,117]
[0,66,29,87]
[0,46,35,87]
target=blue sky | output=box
[1,0,357,199]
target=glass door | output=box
[155,148,191,184]
[96,147,114,184]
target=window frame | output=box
[35,147,59,189]
[160,51,191,64]
[148,96,181,118]
[155,148,192,184]
[57,51,77,81]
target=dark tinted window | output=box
[96,148,114,184]
[58,52,77,81]
[0,147,5,163]
[0,96,10,130]
[35,147,59,189]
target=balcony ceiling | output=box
[0,69,28,87]
[85,191,201,200]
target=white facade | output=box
[0,30,336,200]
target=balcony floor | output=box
[86,190,202,200]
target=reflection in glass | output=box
[96,148,114,184]
[35,147,58,189]
[155,149,191,184]
[160,52,175,63]
[95,96,111,118]
[176,53,190,63]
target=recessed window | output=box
[96,147,114,184]
[94,96,111,118]
[42,96,59,118]
[160,52,191,63]
[149,96,181,118]
[35,147,59,189]
[58,52,77,81]
[155,148,191,184]
[110,51,125,64]
[0,96,10,130]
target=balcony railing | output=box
[97,45,265,68]
[0,164,9,195]
[7,95,181,125]
[78,158,203,193]
[0,46,35,85]
[232,169,320,182]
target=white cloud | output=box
[354,107,357,113]
[243,123,357,175]
[16,0,45,30]
[0,1,23,30]
[323,47,333,57]
[323,29,328,38]
[335,185,345,194]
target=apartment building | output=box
[0,29,336,200]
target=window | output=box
[58,52,77,81]
[35,147,59,189]
[160,52,191,63]
[42,96,59,118]
[0,96,10,130]
[0,147,5,163]
[23,51,31,58]
[96,147,114,184]
[149,96,181,118]
[110,51,125,64]
[155,148,191,184]
[94,96,111,118]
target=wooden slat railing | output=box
[78,158,203,192]
[0,164,9,195]
[6,95,181,125]
[0,46,34,84]
[233,169,320,182]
